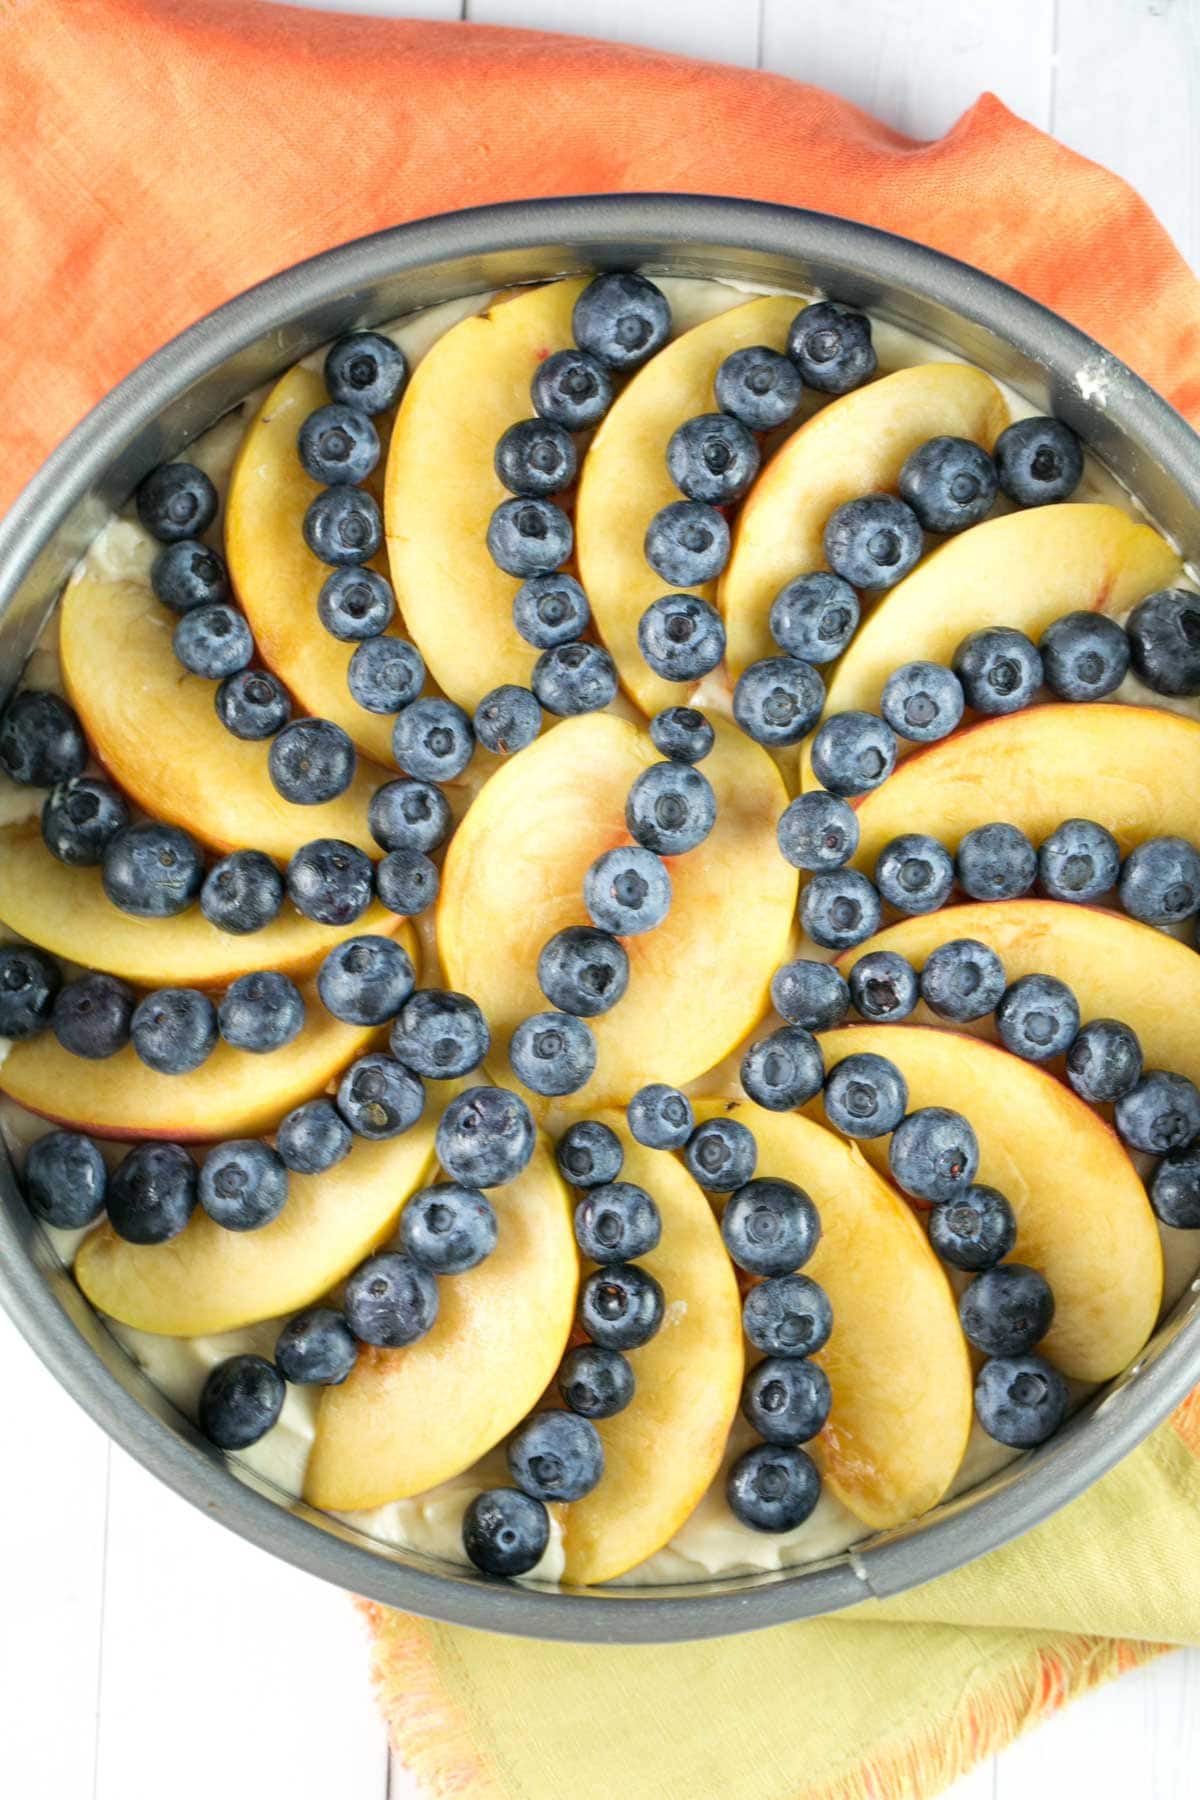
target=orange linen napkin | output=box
[5,6,1200,1798]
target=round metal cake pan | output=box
[1,195,1199,1644]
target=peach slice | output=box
[437,712,796,1108]
[720,363,1009,678]
[59,577,384,858]
[560,1120,743,1585]
[838,900,1200,1093]
[0,822,400,987]
[384,280,586,712]
[74,1116,437,1336]
[304,1135,577,1510]
[818,1025,1162,1383]
[226,365,396,765]
[801,504,1180,785]
[575,296,798,717]
[690,1098,971,1531]
[851,705,1200,872]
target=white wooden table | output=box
[4,2,1199,1795]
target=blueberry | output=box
[578,1261,664,1349]
[275,1097,352,1175]
[0,906,49,1017]
[531,346,613,430]
[743,1273,833,1359]
[15,1151,91,1265]
[799,868,882,951]
[151,540,230,612]
[509,1010,596,1096]
[809,710,897,796]
[0,691,86,787]
[42,776,129,866]
[770,958,849,1032]
[715,344,803,429]
[684,1117,757,1192]
[199,1355,285,1449]
[732,657,825,747]
[508,1409,604,1502]
[574,1181,661,1262]
[318,934,415,1026]
[437,1086,536,1188]
[368,778,451,854]
[637,593,726,682]
[573,272,670,371]
[928,1185,1017,1271]
[136,462,218,543]
[468,685,540,760]
[741,1026,825,1111]
[324,332,407,415]
[390,988,490,1078]
[1149,1144,1200,1230]
[960,1264,1055,1357]
[462,1487,550,1578]
[952,626,1043,714]
[1119,837,1200,926]
[898,436,998,533]
[102,823,205,918]
[199,1139,289,1231]
[537,926,629,1018]
[107,1141,197,1244]
[649,705,715,764]
[1039,610,1130,701]
[768,572,860,665]
[584,845,671,935]
[23,1130,108,1229]
[399,1182,498,1274]
[880,661,965,743]
[173,603,254,679]
[274,1308,358,1385]
[974,1352,1069,1448]
[889,1106,979,1203]
[131,987,218,1074]
[52,973,132,1059]
[824,494,923,590]
[376,847,440,916]
[218,970,306,1053]
[777,791,859,872]
[297,402,379,485]
[625,761,716,857]
[345,1249,439,1346]
[644,501,729,586]
[347,637,425,715]
[200,849,284,934]
[487,497,572,577]
[919,939,1006,1023]
[1116,1070,1200,1154]
[494,418,577,497]
[956,822,1038,902]
[511,572,591,649]
[667,412,760,504]
[995,974,1080,1063]
[1126,589,1200,698]
[726,1442,821,1532]
[336,1053,425,1139]
[1065,1018,1143,1105]
[848,950,919,1022]
[317,566,396,641]
[874,833,955,914]
[268,717,356,805]
[302,486,382,566]
[556,1120,624,1189]
[392,696,475,780]
[823,1052,908,1138]
[994,416,1083,507]
[558,1345,635,1420]
[286,839,374,926]
[627,1083,694,1151]
[1038,818,1121,903]
[215,669,292,739]
[721,1175,819,1275]
[742,1356,832,1444]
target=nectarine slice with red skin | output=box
[818,1025,1163,1384]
